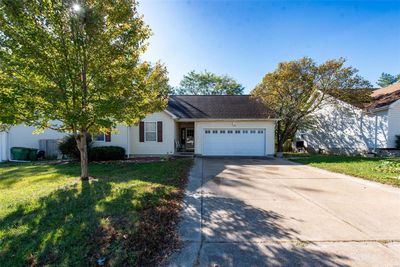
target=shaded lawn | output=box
[287,154,400,187]
[0,159,192,266]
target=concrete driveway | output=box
[169,157,400,267]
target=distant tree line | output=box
[174,70,244,95]
[377,73,400,88]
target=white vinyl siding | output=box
[5,124,130,159]
[298,97,390,154]
[0,132,8,161]
[130,111,175,155]
[387,100,400,148]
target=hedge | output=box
[89,146,126,161]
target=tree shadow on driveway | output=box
[174,157,351,267]
[200,196,350,267]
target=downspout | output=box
[7,131,10,161]
[374,114,378,153]
[126,126,130,158]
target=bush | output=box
[396,135,400,149]
[58,135,92,159]
[89,146,125,161]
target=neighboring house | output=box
[0,95,278,161]
[298,82,400,155]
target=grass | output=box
[0,159,192,266]
[286,154,400,187]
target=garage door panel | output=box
[203,129,265,156]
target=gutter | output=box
[126,126,130,157]
[366,105,390,114]
[175,118,281,122]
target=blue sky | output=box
[139,0,400,93]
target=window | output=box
[235,130,240,134]
[243,130,248,134]
[205,130,211,134]
[212,130,218,134]
[145,122,157,141]
[250,130,256,134]
[258,130,264,134]
[220,130,225,134]
[227,130,233,134]
[95,133,105,142]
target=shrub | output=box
[89,146,125,161]
[58,135,92,159]
[395,135,400,149]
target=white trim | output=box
[374,114,378,152]
[163,110,178,119]
[176,118,280,122]
[367,100,400,114]
[0,131,8,161]
[144,121,157,142]
[367,106,390,114]
[390,99,400,108]
[94,133,106,142]
[126,126,130,156]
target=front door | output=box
[185,128,195,151]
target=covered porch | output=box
[175,122,195,154]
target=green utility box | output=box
[28,149,38,161]
[10,147,38,161]
[10,147,30,160]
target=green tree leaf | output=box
[251,57,371,152]
[0,0,169,178]
[175,70,244,95]
[376,72,399,88]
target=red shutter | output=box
[157,121,163,142]
[139,121,144,142]
[105,132,111,142]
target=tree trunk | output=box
[277,138,284,153]
[75,131,89,180]
[276,121,284,152]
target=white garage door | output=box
[203,128,266,156]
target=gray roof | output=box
[167,95,277,119]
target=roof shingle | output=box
[167,95,277,119]
[368,82,400,109]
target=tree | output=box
[252,57,371,153]
[377,73,400,88]
[0,0,169,180]
[174,70,244,95]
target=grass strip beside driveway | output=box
[0,159,192,266]
[287,154,400,188]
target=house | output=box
[0,95,278,161]
[297,82,400,155]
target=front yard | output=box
[286,154,400,187]
[0,159,192,266]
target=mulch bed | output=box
[125,157,163,163]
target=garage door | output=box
[203,128,266,156]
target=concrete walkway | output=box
[169,157,400,266]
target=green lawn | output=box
[286,154,400,187]
[0,159,192,266]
